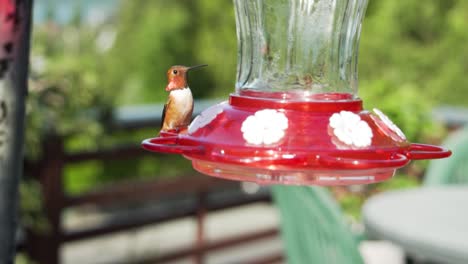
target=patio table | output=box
[362,186,468,264]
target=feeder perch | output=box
[142,0,451,185]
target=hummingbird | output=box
[161,64,207,133]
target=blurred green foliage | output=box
[19,180,50,234]
[27,21,111,159]
[15,254,38,264]
[359,0,468,141]
[105,0,235,105]
[23,0,467,211]
[361,0,468,107]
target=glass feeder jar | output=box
[234,0,365,100]
[142,0,451,186]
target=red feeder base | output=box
[142,92,451,186]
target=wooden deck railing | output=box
[24,100,283,264]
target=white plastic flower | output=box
[241,109,288,145]
[373,108,406,141]
[329,111,373,148]
[188,101,226,134]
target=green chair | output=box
[272,186,364,264]
[424,125,468,185]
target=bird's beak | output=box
[187,64,208,71]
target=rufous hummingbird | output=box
[161,64,207,133]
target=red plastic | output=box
[405,143,451,160]
[142,92,451,186]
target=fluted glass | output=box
[234,0,368,98]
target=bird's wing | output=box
[161,97,170,129]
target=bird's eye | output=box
[172,70,178,75]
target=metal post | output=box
[0,0,33,263]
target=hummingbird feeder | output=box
[142,0,451,185]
